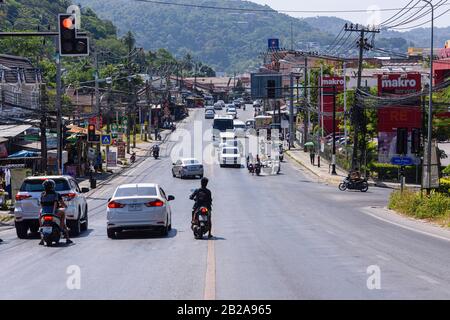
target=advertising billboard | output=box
[377,73,422,164]
[321,76,345,134]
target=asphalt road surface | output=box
[1,106,450,299]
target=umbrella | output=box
[304,142,315,147]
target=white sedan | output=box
[106,183,174,238]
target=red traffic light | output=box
[62,17,74,30]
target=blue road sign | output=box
[390,157,414,166]
[101,134,112,146]
[268,38,280,50]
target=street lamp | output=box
[422,0,434,192]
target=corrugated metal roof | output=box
[0,125,32,139]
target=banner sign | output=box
[321,76,345,134]
[377,73,422,164]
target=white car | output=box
[218,146,242,168]
[14,176,89,238]
[219,140,243,154]
[106,183,174,238]
[172,158,204,179]
[226,107,237,119]
[233,120,246,138]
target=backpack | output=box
[196,188,209,204]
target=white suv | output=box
[14,176,89,239]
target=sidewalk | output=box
[286,148,421,190]
[285,148,346,186]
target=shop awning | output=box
[0,124,32,139]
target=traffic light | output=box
[62,124,71,147]
[411,128,421,154]
[396,128,408,155]
[267,80,276,99]
[87,124,100,143]
[58,14,89,57]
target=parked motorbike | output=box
[39,211,63,246]
[338,177,369,192]
[192,207,210,239]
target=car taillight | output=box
[108,201,125,209]
[201,207,208,214]
[63,193,77,200]
[145,200,164,207]
[43,216,53,222]
[15,194,31,201]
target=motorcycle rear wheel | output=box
[338,183,347,191]
[360,182,369,192]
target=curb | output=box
[286,151,342,185]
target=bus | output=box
[213,115,234,141]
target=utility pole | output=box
[303,56,308,151]
[95,51,102,171]
[345,24,379,170]
[289,73,294,149]
[331,85,337,175]
[146,80,152,140]
[56,53,63,175]
[39,84,48,174]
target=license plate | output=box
[128,204,142,211]
[41,226,52,234]
[198,215,208,222]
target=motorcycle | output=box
[39,211,63,246]
[130,152,136,164]
[339,177,369,192]
[192,207,210,239]
[152,147,160,159]
[248,163,255,175]
[255,162,261,176]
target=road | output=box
[1,105,450,299]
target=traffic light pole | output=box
[56,54,63,175]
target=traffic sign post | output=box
[101,134,112,146]
[390,157,414,166]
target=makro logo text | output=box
[381,77,417,89]
[323,78,344,86]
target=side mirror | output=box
[168,195,175,201]
[108,198,111,202]
[81,187,90,193]
[172,163,176,166]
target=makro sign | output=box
[377,73,422,164]
[378,73,421,94]
[321,76,345,134]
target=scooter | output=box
[130,152,136,163]
[39,211,63,246]
[192,207,210,239]
[339,177,369,192]
[248,163,255,175]
[153,148,159,159]
[255,162,261,176]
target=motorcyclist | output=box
[349,169,362,183]
[39,180,72,245]
[189,177,213,238]
[130,151,136,163]
[152,144,160,156]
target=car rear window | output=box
[183,159,199,165]
[114,186,157,197]
[20,179,70,192]
[223,148,238,154]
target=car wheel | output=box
[107,228,117,239]
[68,215,81,237]
[81,205,88,232]
[172,169,176,177]
[15,221,28,239]
[161,220,169,236]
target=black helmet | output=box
[201,177,209,188]
[42,179,55,192]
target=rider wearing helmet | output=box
[39,179,72,245]
[189,177,213,238]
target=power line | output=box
[385,0,447,29]
[132,0,450,14]
[379,0,418,27]
[390,7,450,29]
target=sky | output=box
[251,0,450,28]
